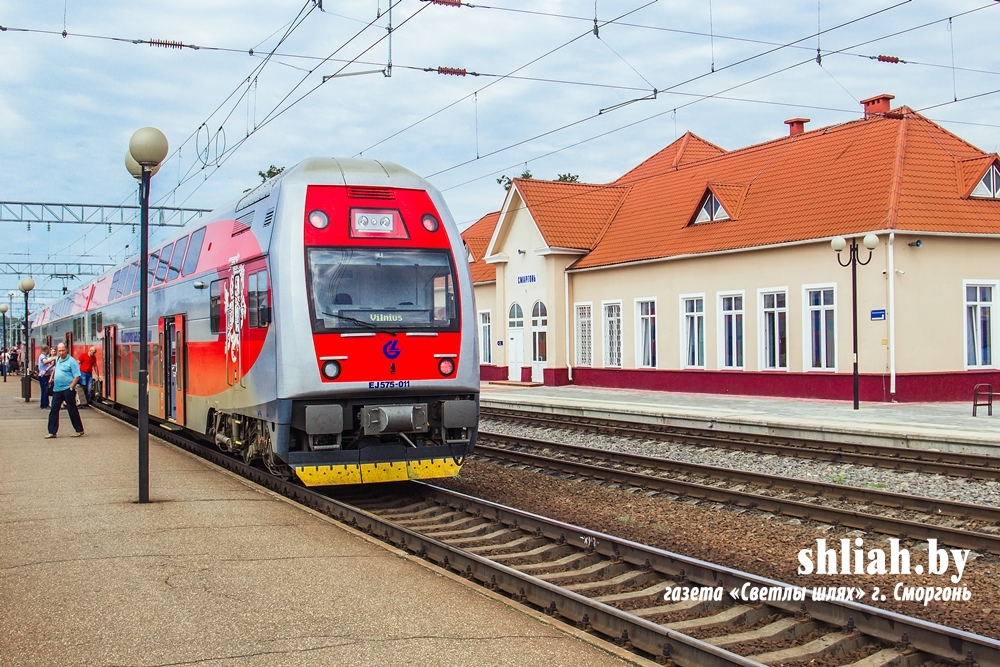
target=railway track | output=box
[92,401,1000,667]
[480,406,1000,482]
[475,431,1000,555]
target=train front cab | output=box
[282,181,479,487]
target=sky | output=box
[2,0,1000,311]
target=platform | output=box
[0,381,642,667]
[480,383,1000,456]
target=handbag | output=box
[75,384,89,406]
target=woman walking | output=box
[46,343,84,439]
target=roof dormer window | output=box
[971,164,1000,199]
[694,192,730,223]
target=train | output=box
[31,158,480,486]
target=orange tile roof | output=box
[569,106,1000,270]
[511,179,630,250]
[615,131,727,185]
[462,210,499,283]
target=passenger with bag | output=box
[45,343,84,439]
[37,345,54,409]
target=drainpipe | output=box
[565,269,573,382]
[888,233,896,398]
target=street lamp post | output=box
[0,303,8,382]
[831,234,880,410]
[18,277,35,401]
[126,127,169,504]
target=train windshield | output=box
[307,248,458,333]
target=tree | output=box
[556,173,579,182]
[496,169,533,191]
[259,165,285,182]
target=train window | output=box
[127,261,141,295]
[89,312,103,340]
[151,344,160,387]
[306,248,459,333]
[182,227,206,276]
[248,271,258,328]
[131,344,139,381]
[167,235,188,282]
[154,243,174,285]
[116,345,123,379]
[148,251,160,288]
[120,263,137,298]
[210,279,223,334]
[109,270,122,301]
[256,270,269,326]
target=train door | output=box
[103,325,117,401]
[506,302,524,381]
[162,314,186,424]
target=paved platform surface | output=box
[481,383,1000,455]
[0,382,640,667]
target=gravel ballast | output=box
[439,459,1000,639]
[480,418,1000,507]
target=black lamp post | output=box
[126,127,168,505]
[18,277,35,401]
[0,303,8,382]
[832,233,880,410]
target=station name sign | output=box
[517,274,537,285]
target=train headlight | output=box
[321,360,341,380]
[438,358,455,376]
[421,214,440,232]
[308,210,329,229]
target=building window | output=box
[971,164,1000,199]
[808,288,836,369]
[479,311,492,364]
[721,294,744,369]
[508,302,523,328]
[603,302,622,367]
[967,284,994,367]
[693,192,730,223]
[762,291,787,370]
[575,304,592,367]
[531,301,547,363]
[683,297,705,368]
[636,299,656,368]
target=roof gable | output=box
[616,132,727,185]
[511,178,629,250]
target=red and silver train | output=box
[32,158,480,486]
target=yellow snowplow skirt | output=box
[293,457,462,487]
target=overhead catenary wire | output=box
[438,2,998,195]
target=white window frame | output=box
[801,283,838,373]
[716,290,746,370]
[634,297,658,369]
[679,293,706,369]
[602,299,623,368]
[478,310,492,365]
[574,301,593,367]
[757,286,789,371]
[963,279,999,370]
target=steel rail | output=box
[478,431,1000,524]
[480,406,1000,481]
[90,400,757,667]
[90,400,1000,666]
[475,439,1000,555]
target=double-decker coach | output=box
[32,158,480,485]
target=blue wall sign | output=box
[870,309,886,321]
[517,274,537,285]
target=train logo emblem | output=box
[382,340,401,360]
[224,260,246,363]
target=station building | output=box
[463,94,1000,402]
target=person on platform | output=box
[8,348,19,376]
[46,343,84,439]
[37,345,54,409]
[77,346,97,403]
